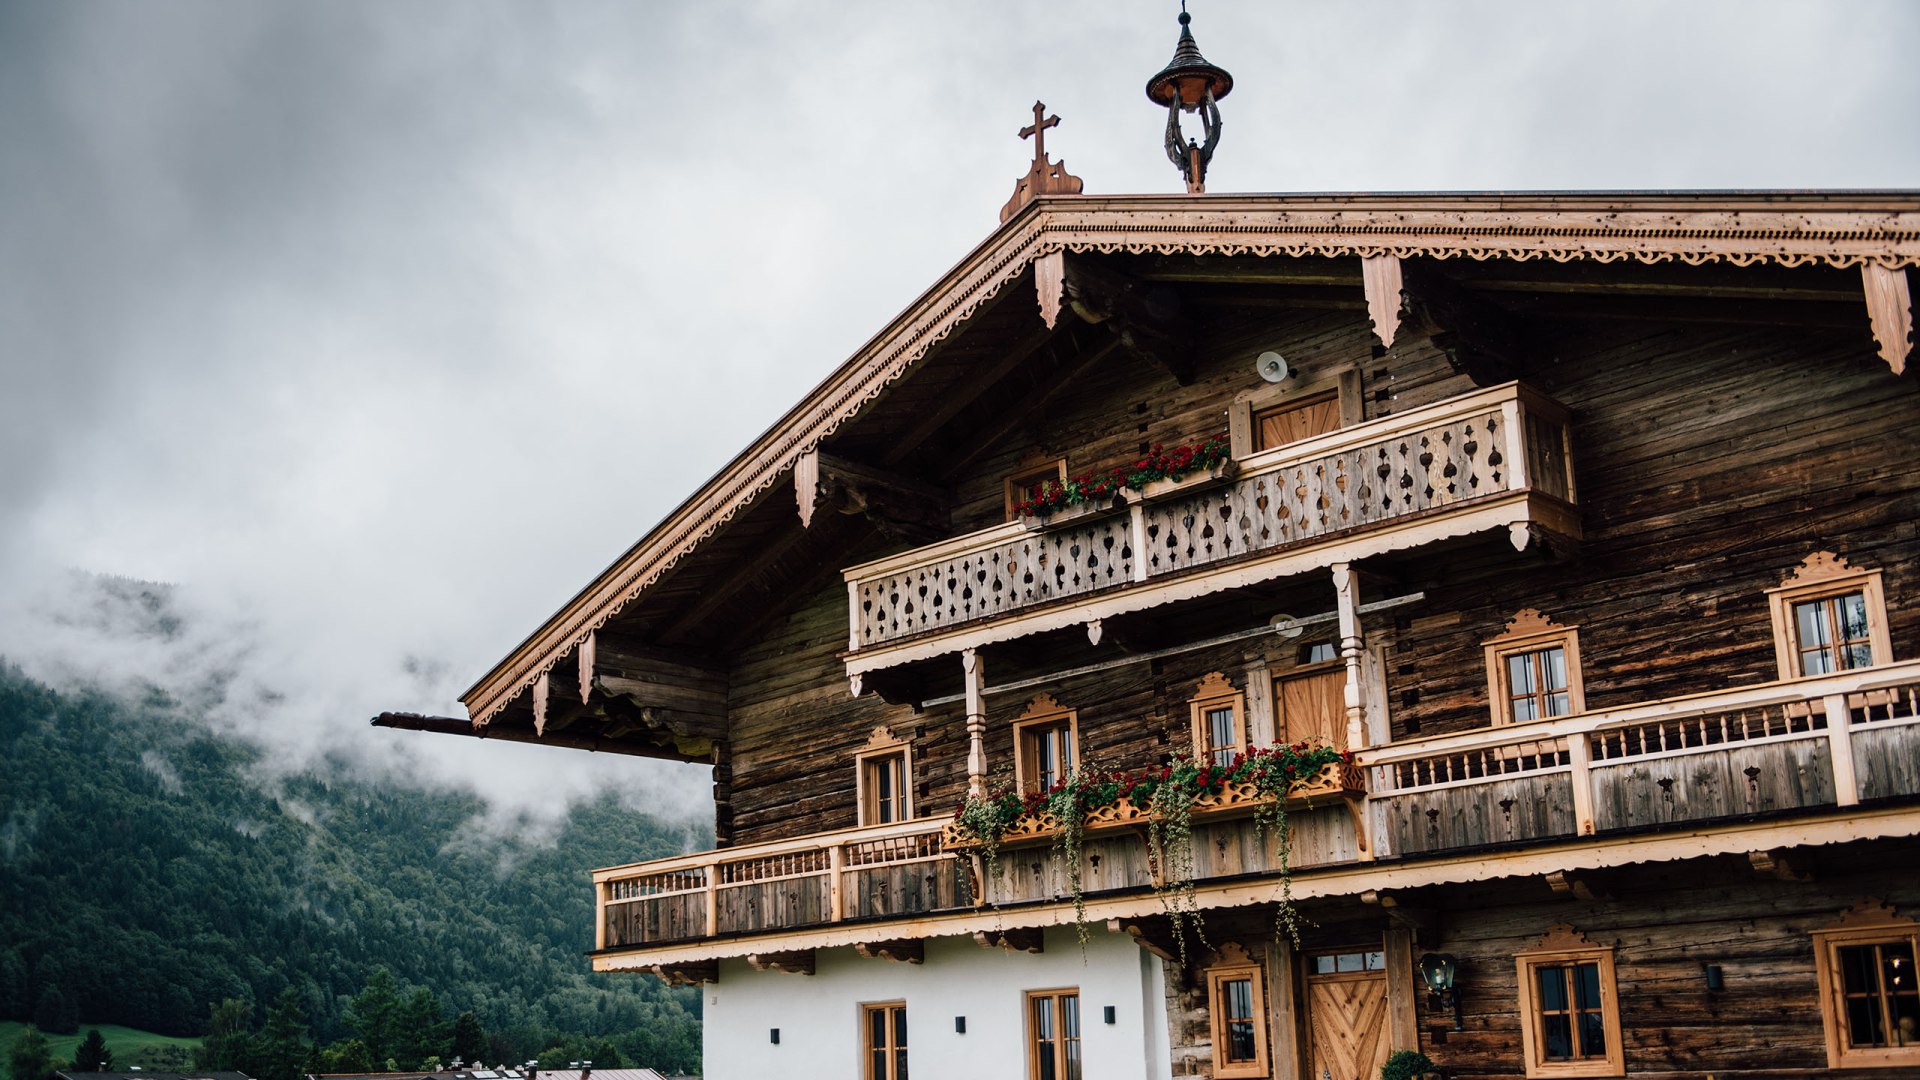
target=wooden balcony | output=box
[1362,660,1920,857]
[591,665,1920,968]
[842,382,1578,663]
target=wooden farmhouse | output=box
[379,22,1920,1079]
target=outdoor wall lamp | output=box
[1418,952,1465,1031]
[1704,964,1725,991]
[769,1028,780,1045]
[1104,1005,1117,1025]
[954,1016,967,1034]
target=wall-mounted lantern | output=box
[1704,963,1725,991]
[1418,952,1465,1031]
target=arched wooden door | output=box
[1305,949,1391,1080]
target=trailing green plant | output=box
[1012,434,1231,517]
[1381,1049,1437,1080]
[950,741,1349,950]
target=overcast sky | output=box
[2,0,1915,825]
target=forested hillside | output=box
[0,662,705,1071]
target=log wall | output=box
[723,301,1920,848]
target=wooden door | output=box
[1275,667,1346,751]
[1306,966,1390,1080]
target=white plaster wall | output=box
[704,926,1172,1080]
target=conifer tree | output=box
[72,1029,114,1072]
[259,987,313,1080]
[7,1026,54,1080]
[198,997,255,1071]
[449,1012,487,1068]
[344,968,402,1064]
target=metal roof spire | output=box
[1145,4,1234,193]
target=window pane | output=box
[1512,696,1539,723]
[1062,994,1079,1038]
[1227,1019,1256,1063]
[1537,965,1569,1011]
[1542,1014,1573,1061]
[1545,691,1571,717]
[1886,941,1917,993]
[1846,997,1885,1048]
[1063,1039,1081,1080]
[1311,955,1336,975]
[1797,600,1832,648]
[895,1007,909,1048]
[1034,997,1054,1040]
[1509,653,1537,695]
[1227,978,1252,1019]
[1577,1011,1608,1057]
[1335,952,1362,973]
[1840,592,1869,639]
[870,1007,887,1049]
[1847,643,1874,670]
[1841,944,1880,995]
[872,1049,887,1079]
[1541,646,1568,692]
[1364,951,1386,971]
[896,1048,909,1080]
[1573,962,1602,1010]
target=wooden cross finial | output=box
[1020,101,1060,165]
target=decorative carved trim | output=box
[1821,897,1909,932]
[1518,923,1598,954]
[1779,550,1860,588]
[1016,692,1070,723]
[973,927,1045,954]
[648,961,718,987]
[1192,671,1237,700]
[1747,849,1811,882]
[863,725,904,752]
[1362,255,1403,348]
[1213,941,1255,966]
[1862,264,1914,375]
[1494,608,1566,641]
[466,194,1920,724]
[1036,249,1065,329]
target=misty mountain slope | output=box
[0,662,704,1066]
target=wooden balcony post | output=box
[1129,503,1150,583]
[847,580,863,651]
[704,860,719,938]
[828,843,846,922]
[1567,732,1596,835]
[1502,397,1530,491]
[1825,692,1861,806]
[964,648,988,798]
[1333,562,1367,752]
[595,881,607,951]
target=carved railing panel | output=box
[846,383,1569,651]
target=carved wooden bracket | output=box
[1862,264,1914,375]
[649,961,718,987]
[1051,254,1196,385]
[854,940,926,964]
[795,448,950,543]
[1361,891,1437,935]
[848,668,925,708]
[1366,258,1529,384]
[1107,917,1179,962]
[746,950,816,975]
[973,927,1046,954]
[1748,849,1812,882]
[1546,870,1604,900]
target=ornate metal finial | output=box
[1000,100,1084,223]
[1145,4,1233,194]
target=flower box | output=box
[942,760,1363,852]
[1125,458,1239,502]
[1018,494,1127,531]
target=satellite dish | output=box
[1255,350,1290,383]
[1268,613,1305,639]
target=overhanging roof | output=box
[460,190,1920,726]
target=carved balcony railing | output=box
[843,382,1576,655]
[593,817,970,952]
[1359,660,1920,857]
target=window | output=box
[1812,900,1920,1069]
[1768,552,1892,680]
[862,1002,908,1080]
[1013,693,1078,794]
[1026,989,1081,1080]
[1005,458,1067,520]
[1207,950,1270,1079]
[1228,369,1361,460]
[1514,926,1624,1078]
[1189,672,1247,767]
[1484,609,1585,725]
[856,726,914,826]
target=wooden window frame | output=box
[1013,693,1079,794]
[1190,672,1248,767]
[1025,987,1082,1080]
[861,1000,909,1080]
[1767,552,1892,681]
[1207,951,1271,1079]
[1005,457,1068,520]
[1484,609,1585,726]
[1514,925,1625,1079]
[1228,367,1362,461]
[1812,900,1920,1070]
[855,726,914,826]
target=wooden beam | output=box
[1545,870,1605,900]
[853,940,926,964]
[654,518,825,645]
[881,324,1063,467]
[1747,848,1811,882]
[1060,253,1196,384]
[1105,917,1178,963]
[745,950,816,975]
[795,448,949,542]
[1862,264,1913,375]
[938,334,1126,480]
[370,712,704,763]
[1393,260,1530,385]
[648,961,718,987]
[1384,926,1421,1058]
[973,927,1044,954]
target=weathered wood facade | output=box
[386,193,1920,1079]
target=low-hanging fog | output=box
[2,0,1914,831]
